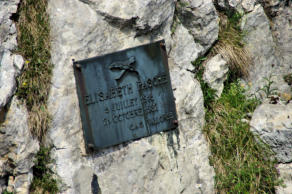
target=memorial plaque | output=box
[73,40,177,150]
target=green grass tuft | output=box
[204,81,281,193]
[192,57,217,109]
[15,0,58,193]
[30,146,59,194]
[15,0,52,141]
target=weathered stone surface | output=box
[203,54,228,97]
[276,163,292,194]
[214,0,257,12]
[169,24,204,70]
[176,0,219,53]
[0,0,19,50]
[47,0,214,193]
[272,4,292,78]
[241,4,291,98]
[217,0,241,9]
[0,97,39,193]
[241,0,257,12]
[250,103,292,163]
[73,166,100,194]
[0,51,24,109]
[0,0,24,110]
[79,0,175,37]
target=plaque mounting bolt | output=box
[75,63,81,69]
[173,120,178,126]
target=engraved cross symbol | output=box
[109,56,138,82]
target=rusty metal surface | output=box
[73,40,177,150]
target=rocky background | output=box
[0,0,291,193]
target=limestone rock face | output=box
[169,24,204,70]
[271,3,292,79]
[276,163,292,194]
[47,0,215,193]
[79,0,175,37]
[0,0,24,110]
[250,103,292,163]
[176,0,219,53]
[215,0,257,12]
[203,54,228,98]
[0,98,39,194]
[241,4,291,98]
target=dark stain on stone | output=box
[91,174,101,194]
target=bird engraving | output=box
[109,56,138,82]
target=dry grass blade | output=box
[16,0,58,191]
[210,12,252,78]
[16,0,52,141]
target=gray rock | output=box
[276,163,292,194]
[176,0,219,53]
[47,0,214,193]
[203,54,228,98]
[250,103,292,163]
[216,0,241,9]
[0,51,24,109]
[0,0,19,51]
[169,24,204,70]
[241,0,257,12]
[241,4,291,99]
[73,166,100,194]
[0,0,24,110]
[0,97,39,193]
[271,5,292,78]
[215,0,257,12]
[79,0,175,36]
[261,0,288,18]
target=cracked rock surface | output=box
[250,103,292,163]
[0,97,39,194]
[0,0,24,110]
[47,0,215,193]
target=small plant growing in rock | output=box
[257,74,278,99]
[192,57,217,109]
[283,73,292,86]
[1,190,13,194]
[30,146,59,194]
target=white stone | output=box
[241,0,256,12]
[250,103,292,163]
[0,97,39,194]
[13,54,24,71]
[203,54,228,97]
[80,0,175,36]
[47,0,215,193]
[276,163,292,194]
[0,0,24,110]
[170,24,204,70]
[241,4,291,99]
[177,0,219,53]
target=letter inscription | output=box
[73,40,177,149]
